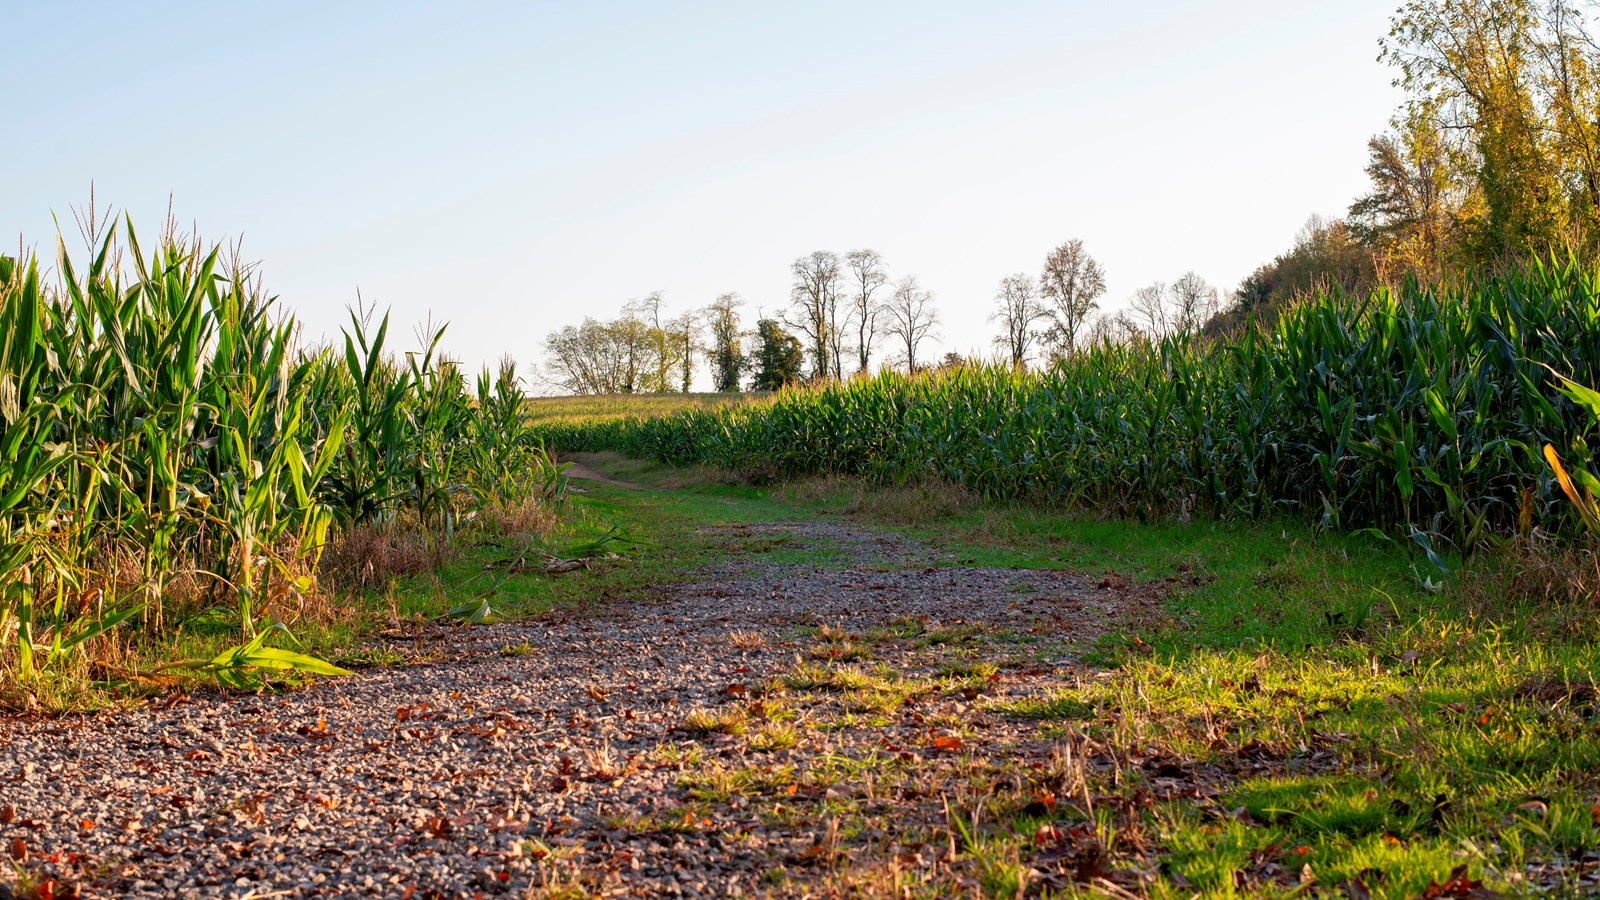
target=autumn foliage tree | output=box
[1374,0,1600,267]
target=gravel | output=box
[0,521,1118,898]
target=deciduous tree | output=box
[705,293,746,392]
[1380,0,1597,260]
[1038,240,1105,358]
[751,319,805,391]
[787,251,841,380]
[1167,271,1219,337]
[845,249,888,374]
[668,311,700,393]
[630,291,676,393]
[884,275,938,372]
[544,315,654,395]
[989,273,1049,366]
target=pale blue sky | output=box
[3,1,1401,382]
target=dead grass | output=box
[1459,532,1600,638]
[476,496,560,540]
[318,518,447,595]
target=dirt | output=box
[0,521,1143,898]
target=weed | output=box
[750,722,801,752]
[677,707,747,736]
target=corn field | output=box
[538,262,1600,546]
[0,219,564,687]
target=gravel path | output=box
[0,521,1134,898]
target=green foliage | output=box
[1373,0,1600,270]
[706,293,746,392]
[0,215,567,691]
[539,263,1600,544]
[157,621,351,689]
[1544,369,1600,533]
[750,319,805,391]
[1217,217,1378,334]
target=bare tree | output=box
[1084,310,1140,347]
[1038,240,1106,358]
[787,251,841,380]
[989,273,1049,366]
[883,275,939,372]
[1127,282,1170,339]
[844,249,889,373]
[1123,274,1218,341]
[1167,271,1219,337]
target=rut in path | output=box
[0,519,1144,899]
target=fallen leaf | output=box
[1417,865,1499,899]
[9,836,26,861]
[932,734,964,751]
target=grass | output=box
[20,416,1600,895]
[525,391,761,426]
[556,450,1600,895]
[271,443,1594,896]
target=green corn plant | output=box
[1544,370,1600,534]
[405,323,468,538]
[2,206,555,696]
[534,260,1600,545]
[462,360,569,510]
[80,226,216,632]
[0,253,84,680]
[156,620,350,689]
[207,293,313,638]
[324,309,416,526]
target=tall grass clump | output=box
[538,262,1600,545]
[0,214,565,699]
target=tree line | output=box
[543,250,950,394]
[542,240,1226,394]
[1221,0,1600,329]
[547,0,1600,395]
